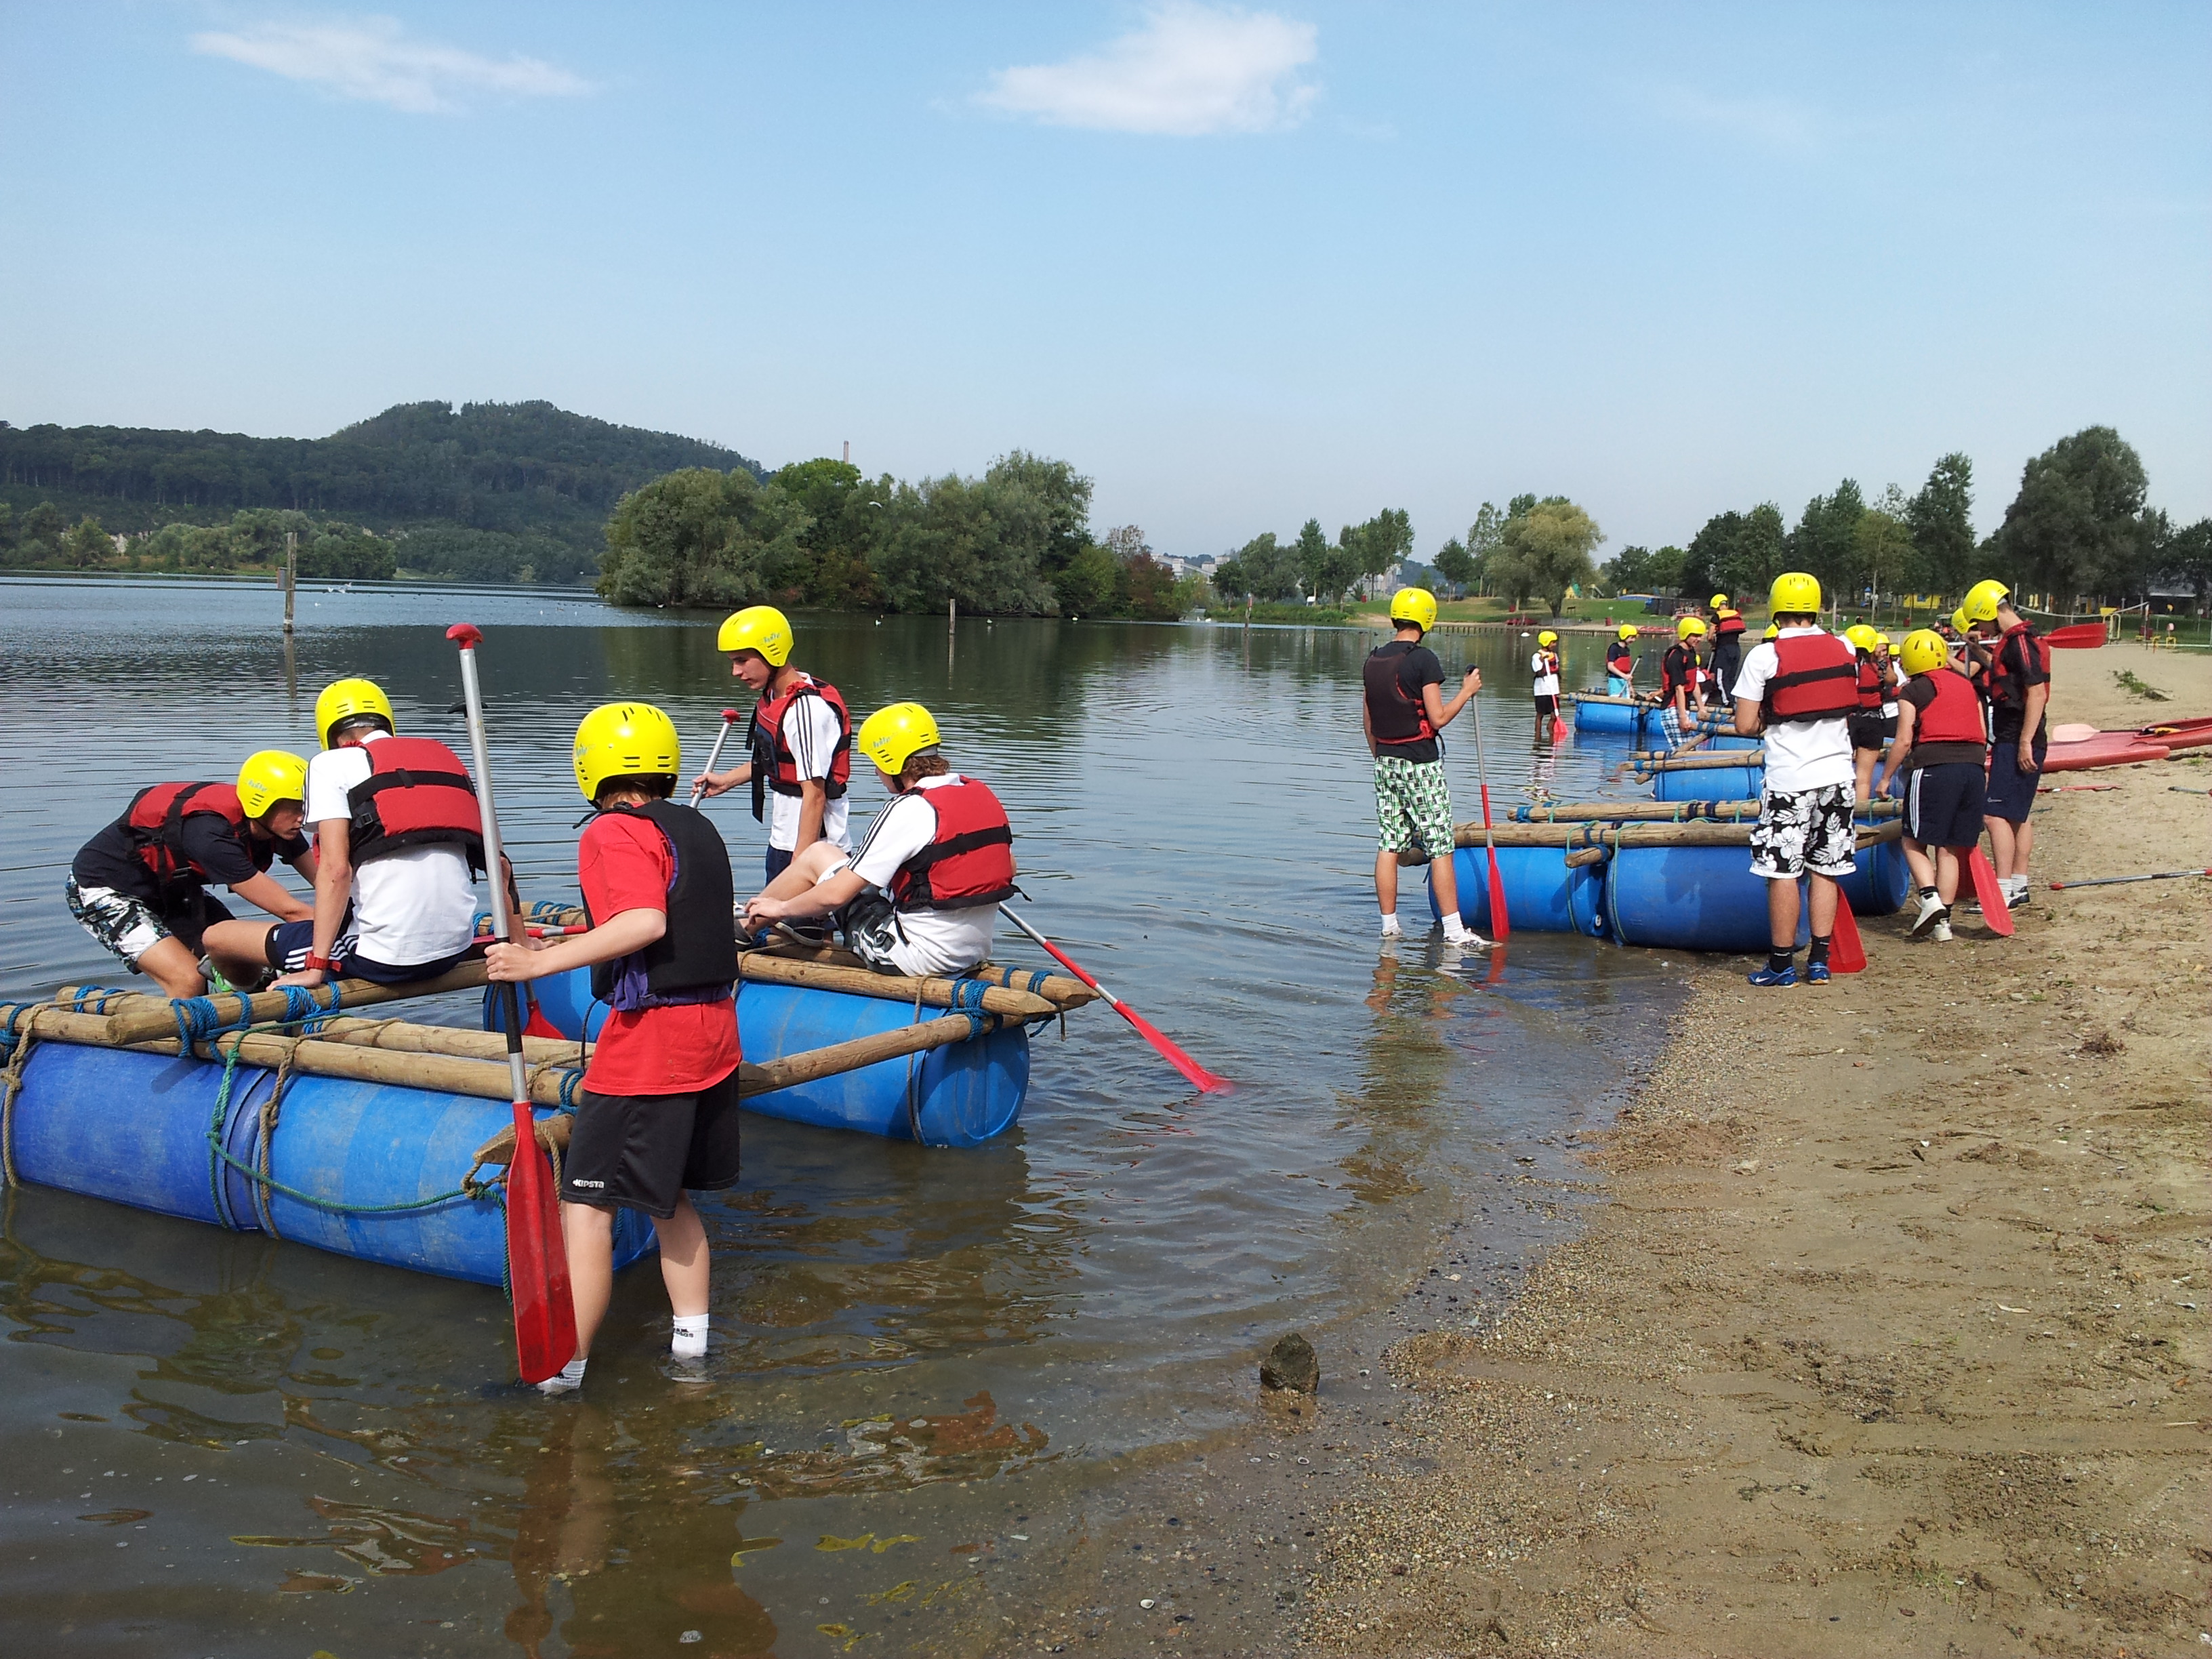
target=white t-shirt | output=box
[765,686,851,853]
[1530,651,1560,697]
[305,733,482,968]
[840,774,998,976]
[1731,628,1857,795]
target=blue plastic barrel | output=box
[516,967,1028,1146]
[1426,845,1607,937]
[1605,844,1794,954]
[1573,699,1650,735]
[1651,764,1761,802]
[9,1042,652,1286]
[1836,834,1910,916]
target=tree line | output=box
[1599,428,2209,613]
[0,401,755,580]
[596,453,1198,621]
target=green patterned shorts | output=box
[1374,756,1454,857]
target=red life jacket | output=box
[746,674,853,823]
[1715,610,1746,639]
[1985,621,2051,712]
[1911,668,1986,746]
[124,781,250,887]
[889,777,1017,913]
[1850,650,1889,710]
[1362,642,1437,749]
[1761,631,1864,724]
[1605,641,1633,673]
[1660,644,1700,700]
[343,737,485,868]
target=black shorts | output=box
[1534,693,1560,717]
[1903,761,1987,850]
[564,1067,743,1218]
[1849,712,1894,753]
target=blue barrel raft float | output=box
[1427,808,1907,949]
[0,956,1092,1286]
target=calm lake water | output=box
[0,575,1677,1656]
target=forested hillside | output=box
[0,401,762,583]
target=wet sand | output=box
[1299,644,2212,1656]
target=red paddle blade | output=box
[1485,848,1511,941]
[1552,716,1569,743]
[2043,623,2106,649]
[505,1101,577,1384]
[1827,888,1866,973]
[1111,998,1233,1094]
[521,993,565,1042]
[1967,849,2015,936]
[1019,926,1231,1093]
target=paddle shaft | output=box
[1468,684,1509,937]
[996,902,1227,1092]
[2049,867,2211,890]
[688,709,742,806]
[449,630,529,1101]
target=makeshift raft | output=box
[0,949,1094,1288]
[1422,815,1909,951]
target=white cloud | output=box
[977,3,1317,136]
[190,14,590,114]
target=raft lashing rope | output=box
[169,981,342,1045]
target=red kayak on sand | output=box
[2041,733,2171,773]
[2129,716,2212,752]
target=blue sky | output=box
[3,3,2207,558]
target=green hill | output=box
[0,400,764,583]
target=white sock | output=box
[1379,913,1401,937]
[537,1356,586,1394]
[671,1313,710,1358]
[1442,918,1477,944]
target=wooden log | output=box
[526,905,1094,1012]
[1638,749,1767,773]
[96,960,492,1046]
[467,1011,1006,1166]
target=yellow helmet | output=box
[1617,624,1638,640]
[1769,571,1822,616]
[314,677,395,748]
[1899,630,1950,677]
[1961,579,2009,624]
[235,750,309,819]
[1709,592,1730,610]
[1388,587,1437,633]
[1676,615,1707,639]
[1763,623,1780,640]
[1844,623,1882,653]
[1536,629,1559,647]
[716,605,794,667]
[1950,605,1972,634]
[573,702,681,803]
[856,701,941,776]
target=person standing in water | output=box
[1531,630,1563,733]
[1605,626,1637,695]
[1360,588,1484,946]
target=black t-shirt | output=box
[1895,677,1986,771]
[1661,644,1700,699]
[73,808,306,907]
[1364,640,1445,763]
[1988,631,2050,742]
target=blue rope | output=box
[947,977,990,1039]
[171,982,340,1045]
[63,985,134,1016]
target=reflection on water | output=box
[0,577,1674,1652]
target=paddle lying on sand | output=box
[1469,694,1511,940]
[1966,848,2015,937]
[448,622,577,1385]
[2043,623,2108,649]
[996,903,1230,1094]
[2049,866,2212,890]
[1825,886,1866,974]
[688,708,743,807]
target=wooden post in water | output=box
[282,531,297,634]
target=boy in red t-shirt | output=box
[487,703,741,1392]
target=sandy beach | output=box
[1302,642,2212,1656]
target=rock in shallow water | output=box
[1260,1331,1319,1393]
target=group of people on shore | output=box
[1362,573,2053,982]
[66,605,1016,1389]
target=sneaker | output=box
[1747,964,1797,987]
[1909,893,1948,937]
[1929,919,1953,943]
[1806,960,1831,985]
[2005,884,2031,909]
[1380,915,1403,939]
[1443,927,1492,951]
